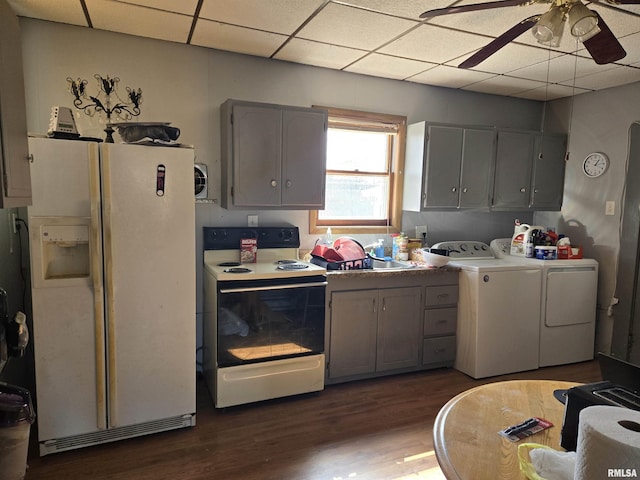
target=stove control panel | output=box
[431,241,494,259]
[204,226,300,250]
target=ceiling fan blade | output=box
[420,0,532,19]
[458,16,539,69]
[582,11,626,64]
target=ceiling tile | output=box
[344,53,435,80]
[508,53,619,84]
[86,0,193,43]
[296,2,418,51]
[462,75,546,96]
[115,0,199,16]
[427,1,549,38]
[379,24,490,64]
[560,65,640,91]
[452,42,565,74]
[333,0,453,20]
[274,38,367,70]
[191,18,287,57]
[618,33,640,65]
[515,83,592,101]
[199,0,326,35]
[8,0,88,26]
[407,64,496,88]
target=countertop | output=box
[325,265,459,278]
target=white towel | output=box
[529,448,576,480]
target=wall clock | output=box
[582,152,609,178]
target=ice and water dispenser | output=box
[30,218,92,287]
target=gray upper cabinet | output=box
[404,122,495,210]
[0,0,31,208]
[492,129,566,210]
[220,99,327,209]
[530,134,567,210]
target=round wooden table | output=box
[433,380,578,480]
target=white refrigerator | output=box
[27,137,196,455]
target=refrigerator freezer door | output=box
[28,138,99,217]
[101,143,196,427]
[27,139,107,440]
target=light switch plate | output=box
[605,201,615,216]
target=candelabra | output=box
[67,74,142,142]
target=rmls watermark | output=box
[608,469,638,478]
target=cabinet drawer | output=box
[424,285,458,307]
[423,336,456,365]
[424,307,457,336]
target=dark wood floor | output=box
[24,361,602,480]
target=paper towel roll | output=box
[575,405,640,480]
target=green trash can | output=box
[0,382,35,480]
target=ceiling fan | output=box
[419,0,639,68]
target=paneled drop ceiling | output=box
[7,0,640,100]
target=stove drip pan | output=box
[218,262,241,267]
[277,263,309,271]
[223,267,252,273]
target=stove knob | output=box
[460,244,468,251]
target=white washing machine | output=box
[491,238,598,367]
[431,241,542,379]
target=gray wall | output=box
[537,82,640,354]
[15,18,546,363]
[13,17,640,364]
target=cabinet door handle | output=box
[451,187,457,192]
[437,293,449,300]
[270,179,277,188]
[520,187,526,193]
[534,188,539,193]
[27,154,34,163]
[462,187,468,193]
[373,298,376,313]
[382,298,386,312]
[286,180,292,188]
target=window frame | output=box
[309,106,407,236]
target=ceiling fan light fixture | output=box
[578,23,601,42]
[532,6,565,43]
[568,2,598,37]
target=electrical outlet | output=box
[415,225,428,239]
[605,201,615,216]
[248,215,259,227]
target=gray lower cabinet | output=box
[329,287,421,379]
[220,99,327,209]
[327,271,459,384]
[422,285,459,367]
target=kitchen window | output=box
[310,107,406,235]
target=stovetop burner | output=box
[218,262,241,267]
[277,263,310,271]
[223,267,253,273]
[276,259,298,265]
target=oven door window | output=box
[217,278,326,367]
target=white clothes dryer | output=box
[491,239,598,367]
[431,241,542,379]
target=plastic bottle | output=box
[375,239,385,258]
[396,232,409,261]
[325,227,333,245]
[391,233,400,260]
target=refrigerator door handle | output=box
[101,153,120,427]
[90,150,108,430]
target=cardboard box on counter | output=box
[557,245,583,259]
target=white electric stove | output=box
[202,226,327,408]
